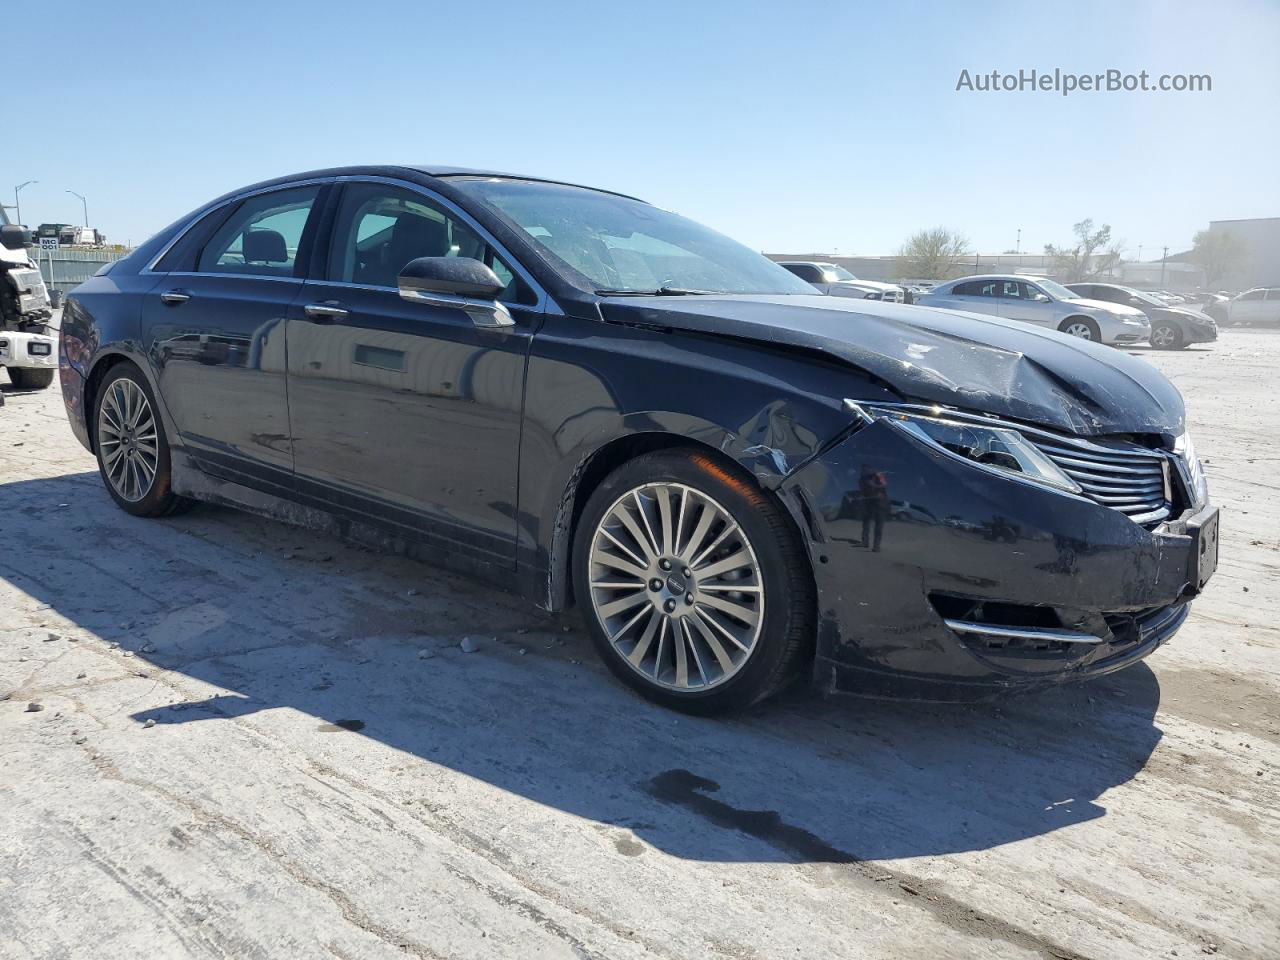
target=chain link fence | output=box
[32,247,132,301]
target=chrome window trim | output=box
[141,177,338,275]
[328,174,552,313]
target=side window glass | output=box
[1264,289,1280,301]
[327,182,535,305]
[1241,290,1265,301]
[327,183,486,288]
[1000,281,1022,299]
[197,186,319,277]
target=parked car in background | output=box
[917,275,1151,344]
[1067,283,1217,350]
[59,164,1215,712]
[1151,290,1187,306]
[778,261,905,302]
[1214,287,1280,326]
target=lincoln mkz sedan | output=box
[59,166,1219,713]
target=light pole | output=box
[1016,228,1021,255]
[66,190,88,227]
[14,180,36,226]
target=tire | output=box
[572,448,814,714]
[1150,322,1185,350]
[93,361,192,518]
[1059,317,1101,342]
[7,367,54,389]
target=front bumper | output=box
[1102,318,1151,345]
[779,418,1214,701]
[0,332,58,369]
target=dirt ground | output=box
[1,324,1277,960]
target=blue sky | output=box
[11,0,1278,257]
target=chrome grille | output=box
[1030,436,1172,526]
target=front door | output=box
[996,280,1055,328]
[143,183,325,490]
[286,180,539,566]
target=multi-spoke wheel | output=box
[1059,318,1100,341]
[574,449,814,714]
[1150,323,1184,350]
[93,362,191,517]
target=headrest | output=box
[243,229,288,264]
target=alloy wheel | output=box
[587,482,765,691]
[1151,325,1177,348]
[1064,322,1094,340]
[98,378,160,502]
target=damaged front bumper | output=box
[778,417,1217,701]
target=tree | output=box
[896,228,972,282]
[1190,230,1247,288]
[1044,219,1124,282]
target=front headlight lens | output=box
[848,404,1081,494]
[1175,430,1209,505]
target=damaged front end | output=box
[776,402,1217,701]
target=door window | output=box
[326,182,530,303]
[953,280,997,297]
[1239,290,1265,301]
[197,186,320,277]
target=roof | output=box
[404,165,645,202]
[941,274,1052,284]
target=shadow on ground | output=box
[2,470,1164,865]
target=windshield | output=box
[452,178,815,296]
[1037,278,1080,301]
[820,264,859,282]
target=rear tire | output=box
[573,448,814,715]
[1059,317,1101,342]
[93,361,192,518]
[7,367,54,389]
[1150,322,1185,350]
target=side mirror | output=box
[397,256,513,328]
[1,224,29,251]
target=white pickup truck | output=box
[0,217,58,389]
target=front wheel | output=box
[1150,323,1185,350]
[1059,317,1101,342]
[573,449,814,714]
[93,362,191,517]
[7,367,54,389]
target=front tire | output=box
[7,367,54,389]
[93,362,191,518]
[573,449,814,714]
[1059,317,1101,342]
[1150,322,1185,350]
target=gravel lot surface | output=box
[2,326,1277,959]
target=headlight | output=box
[1175,430,1208,505]
[844,403,1081,494]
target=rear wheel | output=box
[573,449,814,714]
[1059,317,1101,341]
[7,367,54,389]
[1150,322,1185,350]
[93,362,191,518]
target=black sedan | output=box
[59,166,1219,713]
[1067,282,1219,350]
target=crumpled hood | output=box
[600,294,1184,436]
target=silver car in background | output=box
[917,275,1151,345]
[778,261,906,302]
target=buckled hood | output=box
[599,294,1184,437]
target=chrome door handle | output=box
[304,302,349,321]
[160,290,190,305]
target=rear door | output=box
[1231,289,1267,323]
[285,178,541,566]
[142,182,328,491]
[1264,289,1280,323]
[941,279,1000,315]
